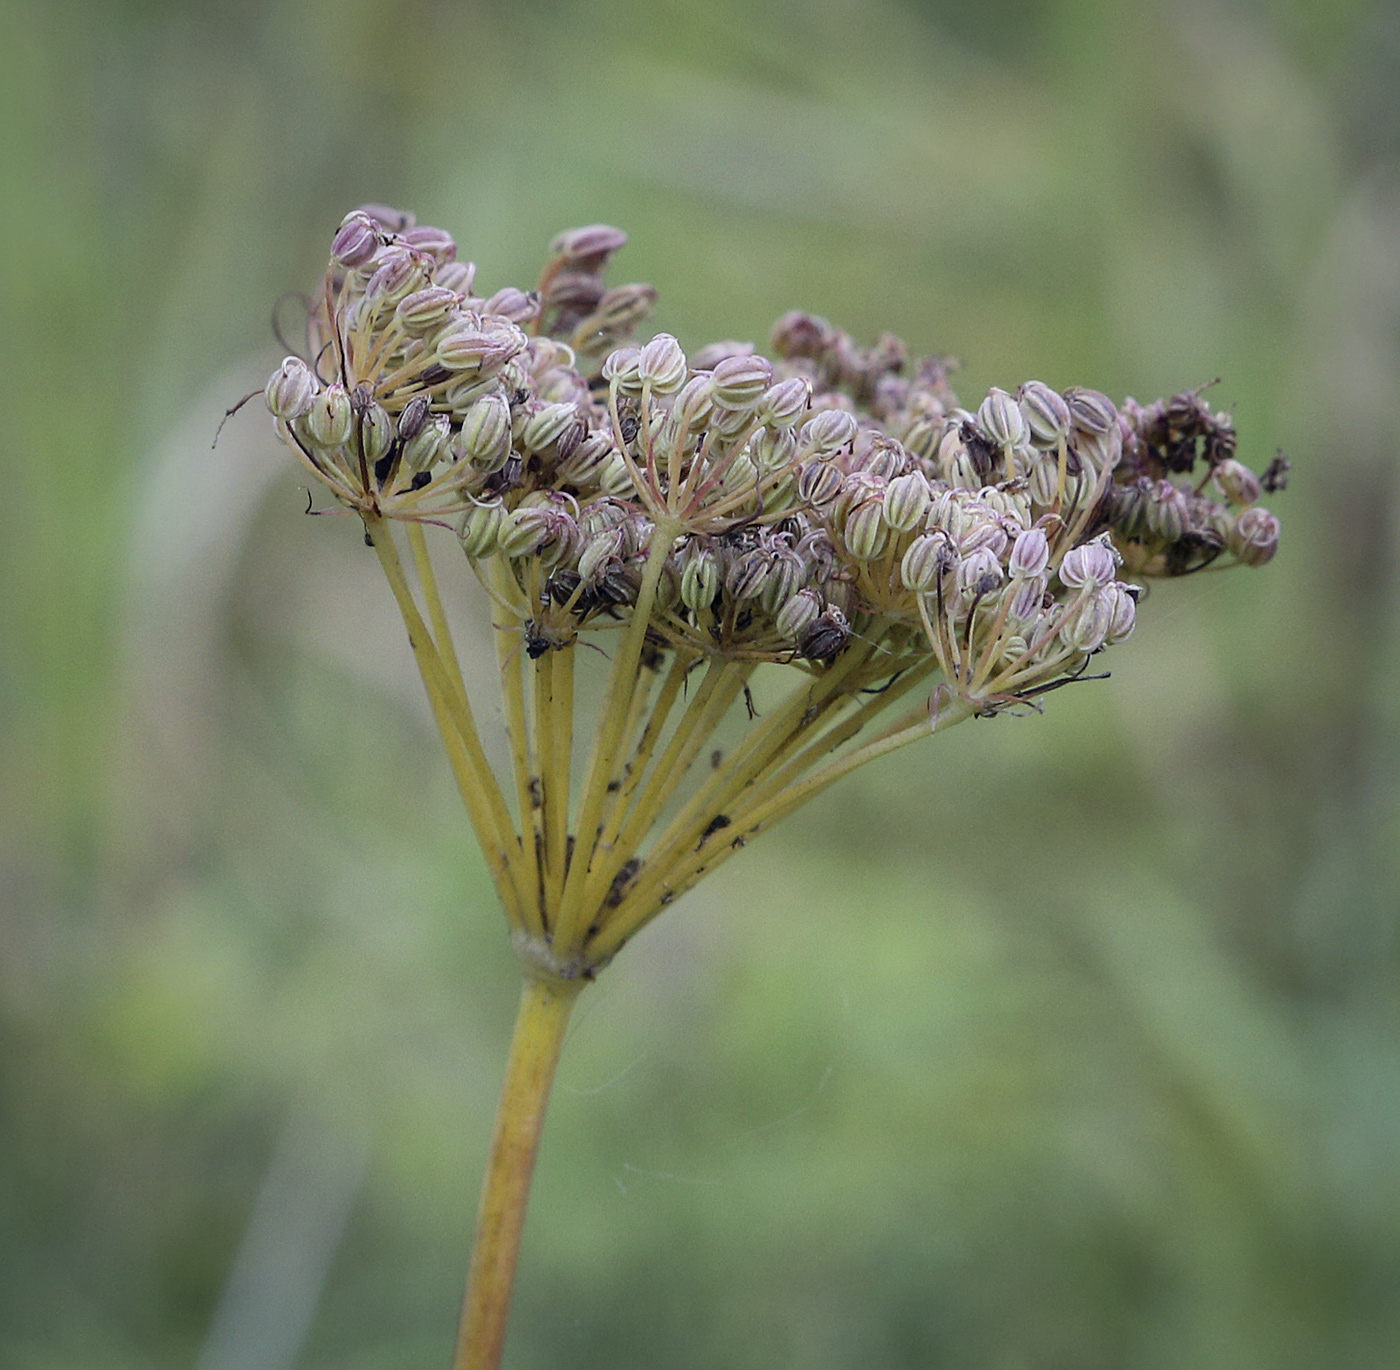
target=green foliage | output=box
[4,0,1398,1366]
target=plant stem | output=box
[576,656,745,921]
[454,973,584,1370]
[488,559,543,934]
[589,649,691,868]
[367,517,530,923]
[551,522,679,957]
[407,521,468,706]
[590,691,976,958]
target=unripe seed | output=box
[456,394,513,470]
[578,529,624,584]
[1228,507,1280,566]
[882,471,932,532]
[958,547,1003,600]
[1064,386,1117,435]
[1007,573,1047,623]
[556,432,614,486]
[1058,539,1117,589]
[436,317,526,373]
[1017,381,1072,448]
[843,499,889,561]
[680,547,720,612]
[400,225,457,264]
[901,533,948,592]
[638,334,688,394]
[482,286,541,325]
[520,402,579,454]
[300,384,354,448]
[726,548,772,601]
[434,260,476,294]
[365,248,424,308]
[1060,587,1115,653]
[265,357,318,421]
[800,408,858,455]
[760,376,812,428]
[332,211,382,269]
[751,425,798,473]
[457,501,505,557]
[760,549,804,613]
[978,388,1030,449]
[710,354,773,409]
[549,224,628,267]
[1146,480,1190,541]
[1213,458,1262,507]
[723,452,759,494]
[401,413,452,472]
[352,392,393,464]
[796,460,844,508]
[775,587,823,641]
[602,346,642,389]
[1105,584,1137,642]
[597,451,635,497]
[396,287,461,335]
[1008,527,1050,578]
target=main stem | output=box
[454,974,583,1370]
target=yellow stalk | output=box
[367,518,531,923]
[729,658,941,826]
[533,649,564,914]
[582,650,693,906]
[453,974,583,1370]
[550,524,678,958]
[724,692,975,840]
[647,637,883,852]
[550,646,575,895]
[418,654,525,929]
[592,693,976,959]
[627,657,901,895]
[489,565,543,938]
[407,522,468,705]
[577,658,747,924]
[593,651,665,837]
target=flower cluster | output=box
[259,203,1286,984]
[256,205,1288,1370]
[266,205,1281,723]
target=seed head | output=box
[1058,539,1118,591]
[1008,526,1050,579]
[458,500,505,558]
[331,211,382,269]
[680,545,720,612]
[882,471,932,533]
[978,388,1030,450]
[265,357,318,421]
[710,354,774,410]
[1228,507,1280,566]
[457,395,514,471]
[264,205,1283,725]
[549,224,629,270]
[638,334,688,394]
[1017,381,1071,448]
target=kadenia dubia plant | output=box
[255,204,1284,1370]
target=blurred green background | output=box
[4,0,1399,1366]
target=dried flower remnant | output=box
[258,205,1282,1370]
